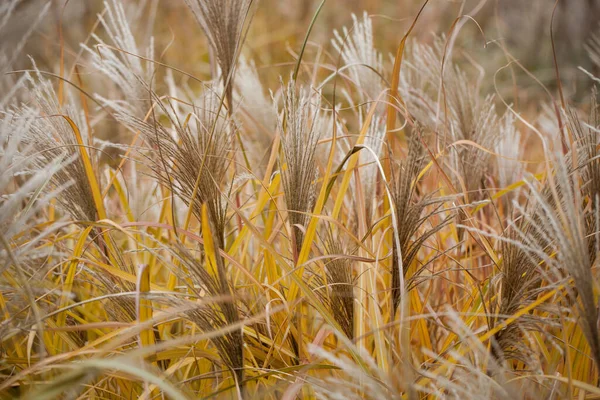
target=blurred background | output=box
[3,0,599,133]
[5,0,600,85]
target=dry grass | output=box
[2,1,600,399]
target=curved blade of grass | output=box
[292,0,327,82]
[53,225,93,352]
[137,264,155,350]
[61,116,105,220]
[24,359,188,400]
[385,0,429,168]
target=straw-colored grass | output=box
[2,1,600,399]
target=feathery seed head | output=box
[17,72,99,222]
[85,0,154,117]
[278,78,323,256]
[123,86,234,245]
[184,0,253,110]
[332,12,384,106]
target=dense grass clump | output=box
[2,1,600,399]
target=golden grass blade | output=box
[137,264,155,349]
[52,226,93,351]
[61,116,106,221]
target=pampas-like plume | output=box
[489,219,547,364]
[277,79,322,259]
[184,0,253,110]
[399,37,447,129]
[391,130,451,312]
[234,57,277,170]
[117,86,233,244]
[359,116,386,225]
[235,57,277,134]
[85,0,154,117]
[314,232,355,339]
[0,108,62,241]
[446,91,500,203]
[495,113,523,190]
[332,12,384,108]
[17,72,99,222]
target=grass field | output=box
[2,0,600,398]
